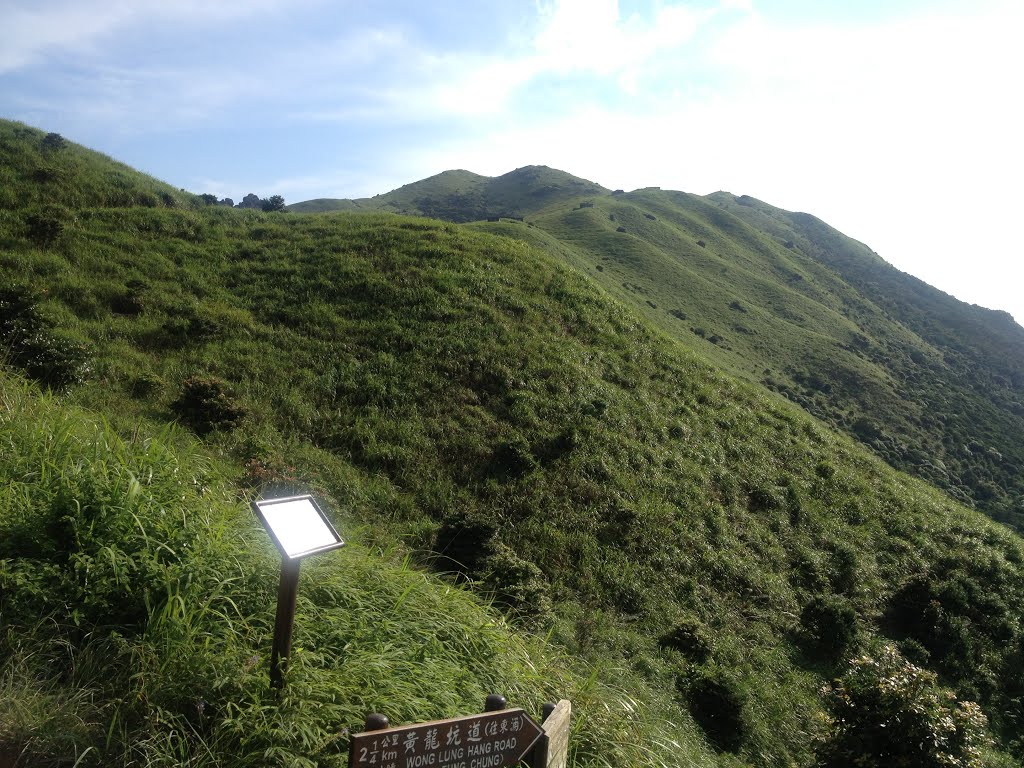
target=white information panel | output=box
[254,496,344,559]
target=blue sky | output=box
[2,0,1022,324]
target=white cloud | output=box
[533,0,704,75]
[296,1,717,125]
[699,2,1024,320]
[10,63,267,134]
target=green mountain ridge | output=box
[293,166,1024,527]
[4,119,1024,767]
[287,165,607,221]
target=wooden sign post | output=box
[350,701,545,768]
[537,700,571,768]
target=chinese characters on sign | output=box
[349,708,544,768]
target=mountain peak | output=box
[289,165,607,219]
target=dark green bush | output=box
[830,543,859,594]
[800,594,859,662]
[481,543,552,627]
[489,437,537,479]
[170,375,245,435]
[25,206,68,246]
[40,132,66,152]
[659,618,712,662]
[885,576,982,679]
[109,291,145,316]
[128,371,164,398]
[680,671,747,752]
[432,510,499,577]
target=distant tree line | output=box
[198,192,285,211]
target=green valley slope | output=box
[4,120,1024,766]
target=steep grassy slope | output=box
[287,166,606,220]
[5,121,1024,765]
[464,185,1024,528]
[707,193,1024,525]
[0,123,194,212]
[0,377,683,768]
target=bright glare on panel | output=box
[255,496,344,559]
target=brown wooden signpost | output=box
[349,706,545,768]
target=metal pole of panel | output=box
[270,557,301,689]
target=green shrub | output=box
[170,375,245,435]
[481,543,553,627]
[680,671,747,752]
[830,543,859,595]
[40,132,66,152]
[0,284,92,389]
[25,206,68,246]
[800,594,859,662]
[818,644,991,767]
[884,575,992,680]
[127,371,164,398]
[658,618,713,663]
[489,437,536,479]
[432,509,499,577]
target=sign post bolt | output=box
[484,693,507,712]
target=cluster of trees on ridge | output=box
[198,191,285,211]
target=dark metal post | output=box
[364,713,390,731]
[270,557,301,689]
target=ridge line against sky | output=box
[1,0,1022,325]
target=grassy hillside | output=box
[707,193,1024,525]
[0,376,683,768]
[0,123,194,212]
[463,186,1024,528]
[4,120,1024,766]
[293,165,1024,528]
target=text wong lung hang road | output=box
[349,708,544,768]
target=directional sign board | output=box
[349,708,544,768]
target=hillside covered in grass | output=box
[298,164,1024,528]
[4,120,1024,767]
